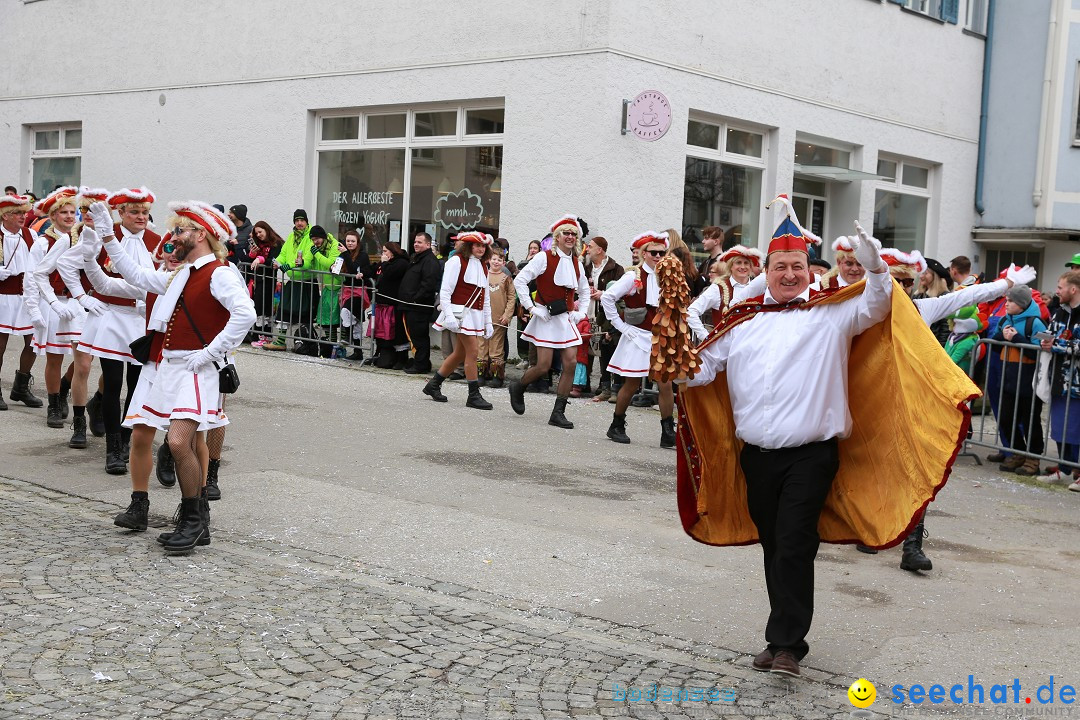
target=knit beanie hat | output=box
[309,225,327,240]
[1006,284,1032,310]
[230,204,248,222]
[293,208,308,222]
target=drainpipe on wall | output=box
[974,0,996,215]
[1032,0,1063,213]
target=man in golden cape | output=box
[672,199,979,678]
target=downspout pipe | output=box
[975,0,996,215]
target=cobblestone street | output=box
[2,349,1079,720]
[1,478,854,720]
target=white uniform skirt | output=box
[0,293,34,336]
[607,324,653,378]
[520,312,582,349]
[432,306,485,337]
[33,297,84,355]
[79,304,145,364]
[124,356,228,432]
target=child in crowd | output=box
[945,306,982,376]
[570,314,592,398]
[993,284,1047,475]
[477,246,516,388]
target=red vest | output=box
[162,261,231,352]
[710,308,723,327]
[448,256,486,309]
[145,293,166,362]
[84,224,161,308]
[534,250,580,310]
[623,270,657,331]
[0,228,35,295]
[44,232,71,297]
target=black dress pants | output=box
[739,438,839,660]
[405,309,432,372]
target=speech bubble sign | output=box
[436,188,484,231]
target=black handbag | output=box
[178,299,240,394]
[546,298,569,316]
[129,333,155,364]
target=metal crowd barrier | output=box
[964,337,1072,470]
[237,263,377,360]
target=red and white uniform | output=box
[24,229,85,355]
[513,248,590,349]
[57,223,159,363]
[601,265,658,378]
[432,254,491,337]
[0,225,37,335]
[687,282,725,344]
[102,240,255,431]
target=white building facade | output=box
[3,0,989,265]
[977,0,1080,276]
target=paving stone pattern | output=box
[0,478,859,719]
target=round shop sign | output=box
[627,90,672,141]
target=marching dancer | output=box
[509,216,591,428]
[425,231,494,409]
[85,199,254,553]
[601,232,676,447]
[23,187,84,428]
[0,193,43,411]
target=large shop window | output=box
[315,104,503,258]
[873,155,933,253]
[683,116,766,260]
[30,123,81,198]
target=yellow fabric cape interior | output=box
[675,278,981,549]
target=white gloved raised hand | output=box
[78,294,107,316]
[0,268,11,282]
[1006,264,1037,288]
[484,322,494,339]
[529,305,550,321]
[50,299,77,321]
[852,221,884,272]
[441,314,461,333]
[184,348,216,373]
[88,202,114,238]
[79,226,103,258]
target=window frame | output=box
[28,122,83,194]
[1073,61,1080,147]
[963,0,988,34]
[683,112,770,260]
[312,102,505,246]
[874,152,935,253]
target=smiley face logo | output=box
[848,678,876,708]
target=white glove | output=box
[441,314,461,333]
[484,323,494,339]
[27,306,46,332]
[79,226,103,258]
[852,221,884,273]
[88,202,114,237]
[530,305,550,321]
[78,294,107,316]
[184,348,216,373]
[1006,264,1036,287]
[50,299,77,321]
[568,310,586,325]
[0,268,11,282]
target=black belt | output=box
[744,438,838,454]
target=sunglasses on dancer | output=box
[647,249,667,258]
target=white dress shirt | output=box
[913,278,1009,326]
[687,283,723,343]
[513,248,590,312]
[2,225,34,276]
[103,239,255,362]
[690,270,893,449]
